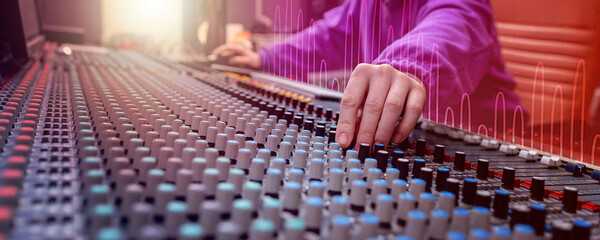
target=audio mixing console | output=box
[0,42,598,240]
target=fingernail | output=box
[337,133,348,146]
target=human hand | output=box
[210,43,261,69]
[335,63,426,149]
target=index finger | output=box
[335,69,370,148]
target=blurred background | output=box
[36,0,343,59]
[17,0,600,162]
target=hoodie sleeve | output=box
[372,0,497,106]
[258,0,359,80]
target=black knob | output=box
[453,151,466,171]
[293,116,303,127]
[474,190,491,208]
[358,143,370,163]
[419,167,433,192]
[562,186,578,213]
[328,130,336,144]
[445,178,460,205]
[307,103,314,114]
[392,150,405,162]
[275,107,284,119]
[433,144,445,163]
[572,219,591,240]
[551,221,572,240]
[493,189,510,219]
[501,167,515,190]
[510,204,530,228]
[397,158,409,180]
[335,111,339,124]
[529,203,546,235]
[325,108,333,121]
[266,104,276,116]
[375,150,388,173]
[435,167,450,191]
[283,111,293,123]
[476,159,489,180]
[415,139,426,156]
[304,120,314,132]
[461,178,477,205]
[373,144,385,158]
[412,158,425,177]
[299,99,307,110]
[315,105,323,117]
[315,125,326,137]
[530,177,545,201]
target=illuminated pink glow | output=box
[494,92,506,141]
[573,59,586,162]
[512,105,525,146]
[332,78,340,92]
[295,9,304,83]
[530,61,544,150]
[273,5,281,76]
[319,59,327,88]
[444,107,455,127]
[478,124,488,137]
[460,93,472,131]
[344,10,354,88]
[550,85,564,156]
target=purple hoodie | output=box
[259,0,524,135]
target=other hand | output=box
[211,43,261,69]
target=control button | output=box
[405,210,427,240]
[476,159,489,180]
[249,219,275,240]
[330,215,351,240]
[513,224,534,240]
[284,218,305,240]
[461,178,477,205]
[530,177,545,201]
[178,223,204,240]
[454,151,466,171]
[396,193,416,226]
[470,206,490,230]
[501,167,515,190]
[572,219,591,240]
[449,208,470,234]
[562,186,578,213]
[529,203,546,235]
[430,209,449,240]
[493,189,510,219]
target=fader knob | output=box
[562,186,578,213]
[476,159,489,180]
[529,203,546,235]
[433,144,445,163]
[435,168,450,191]
[415,139,426,156]
[461,178,477,205]
[492,189,510,220]
[412,158,425,176]
[454,152,466,171]
[501,167,515,190]
[510,204,530,228]
[513,224,534,240]
[551,221,572,240]
[530,177,545,201]
[572,219,591,240]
